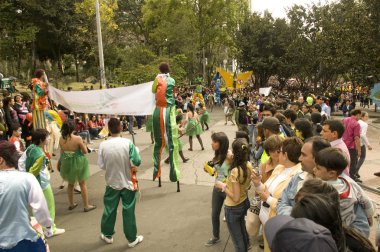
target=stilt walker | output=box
[31,69,49,130]
[152,62,181,191]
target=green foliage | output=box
[114,49,188,85]
[1,0,379,90]
[236,12,292,87]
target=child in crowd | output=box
[313,147,375,230]
[215,138,252,252]
[8,123,25,157]
[165,114,189,163]
[204,132,231,246]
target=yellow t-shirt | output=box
[224,162,252,206]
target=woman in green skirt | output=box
[59,121,96,212]
[199,104,210,131]
[165,114,189,163]
[186,103,204,151]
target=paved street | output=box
[47,107,380,252]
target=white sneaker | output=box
[52,228,65,237]
[128,235,143,248]
[100,234,113,244]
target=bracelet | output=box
[222,184,227,192]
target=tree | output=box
[236,12,292,87]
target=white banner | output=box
[259,87,272,97]
[48,82,155,115]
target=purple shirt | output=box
[342,117,360,150]
[331,138,351,176]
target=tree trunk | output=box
[17,45,22,79]
[74,54,80,82]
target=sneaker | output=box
[74,188,81,194]
[205,237,220,247]
[354,177,363,183]
[128,235,143,248]
[48,228,65,237]
[100,234,113,244]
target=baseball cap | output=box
[261,117,280,132]
[265,216,338,252]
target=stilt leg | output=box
[158,177,162,187]
[177,181,180,192]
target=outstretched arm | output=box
[152,78,158,93]
[129,143,141,167]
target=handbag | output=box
[246,187,262,237]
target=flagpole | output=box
[95,0,106,89]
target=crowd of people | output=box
[0,65,378,252]
[193,86,378,252]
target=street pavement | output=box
[48,107,380,252]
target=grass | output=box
[53,82,124,91]
[11,81,124,93]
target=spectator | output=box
[283,109,297,131]
[321,119,351,177]
[301,103,311,121]
[3,97,18,136]
[313,148,374,233]
[0,142,53,251]
[251,137,303,226]
[356,112,372,178]
[310,112,323,136]
[88,115,101,139]
[8,123,24,157]
[276,136,330,215]
[265,215,338,252]
[13,93,29,122]
[294,119,313,141]
[0,99,8,140]
[74,117,92,144]
[342,109,362,181]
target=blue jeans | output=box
[356,145,366,174]
[225,198,250,252]
[211,187,226,238]
[128,116,134,133]
[78,130,91,143]
[0,238,46,252]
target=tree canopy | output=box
[0,0,379,90]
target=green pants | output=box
[43,184,56,232]
[101,186,137,242]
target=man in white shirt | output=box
[98,118,143,248]
[0,142,53,250]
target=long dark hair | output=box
[211,132,229,165]
[295,119,313,139]
[188,103,195,116]
[291,193,346,252]
[230,138,250,184]
[61,120,75,140]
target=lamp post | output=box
[95,0,106,89]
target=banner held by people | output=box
[48,82,155,115]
